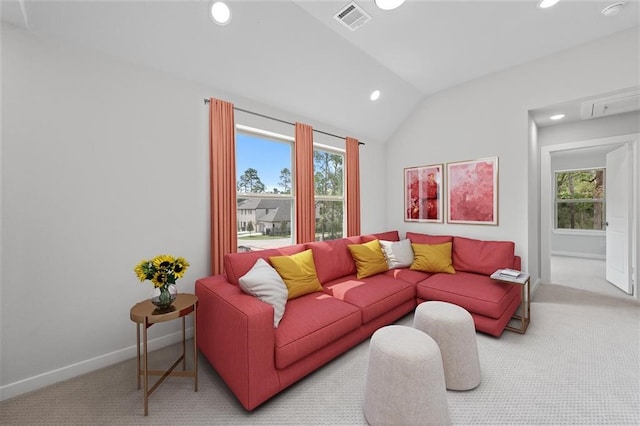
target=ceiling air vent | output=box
[334,1,371,31]
[581,91,640,120]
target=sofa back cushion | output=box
[238,258,288,327]
[306,237,361,284]
[410,242,456,274]
[347,239,390,279]
[269,249,324,299]
[224,244,306,286]
[379,239,415,269]
[406,232,453,245]
[361,230,400,243]
[453,236,515,276]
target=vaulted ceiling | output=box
[2,1,639,143]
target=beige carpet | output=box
[1,284,639,425]
[550,255,634,300]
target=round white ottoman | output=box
[414,301,481,391]
[364,325,450,426]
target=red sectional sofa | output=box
[195,230,522,410]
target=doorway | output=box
[540,134,638,299]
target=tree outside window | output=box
[279,168,291,194]
[314,149,344,241]
[555,169,605,230]
[237,168,266,193]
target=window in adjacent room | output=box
[314,146,345,241]
[555,168,605,230]
[236,127,294,251]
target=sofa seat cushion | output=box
[274,293,361,369]
[324,274,416,324]
[416,271,520,319]
[382,268,432,284]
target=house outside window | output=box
[555,168,605,230]
[236,128,294,251]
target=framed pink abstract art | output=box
[404,164,443,223]
[446,157,498,225]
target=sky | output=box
[236,133,291,192]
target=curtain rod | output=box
[204,98,365,146]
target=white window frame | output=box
[554,167,605,232]
[235,125,347,242]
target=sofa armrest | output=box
[195,275,280,410]
[514,256,522,271]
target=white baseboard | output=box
[0,328,193,402]
[551,251,606,260]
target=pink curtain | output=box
[209,98,237,275]
[346,137,361,236]
[295,123,315,243]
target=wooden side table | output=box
[490,270,531,334]
[130,293,198,416]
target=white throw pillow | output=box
[238,258,288,327]
[379,239,415,269]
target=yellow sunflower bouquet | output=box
[134,254,190,288]
[134,255,190,312]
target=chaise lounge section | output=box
[195,230,522,410]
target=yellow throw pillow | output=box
[348,239,390,279]
[410,242,456,274]
[269,249,323,300]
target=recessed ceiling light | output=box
[370,90,381,101]
[538,0,560,9]
[210,1,231,26]
[375,0,406,11]
[550,114,566,120]
[602,2,625,16]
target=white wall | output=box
[527,114,540,287]
[386,28,640,287]
[539,111,640,148]
[0,24,387,399]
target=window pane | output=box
[556,202,605,230]
[556,170,604,200]
[236,131,293,251]
[315,200,343,241]
[237,133,292,195]
[314,150,343,196]
[314,149,344,241]
[555,168,605,231]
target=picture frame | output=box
[446,157,498,225]
[404,164,444,223]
